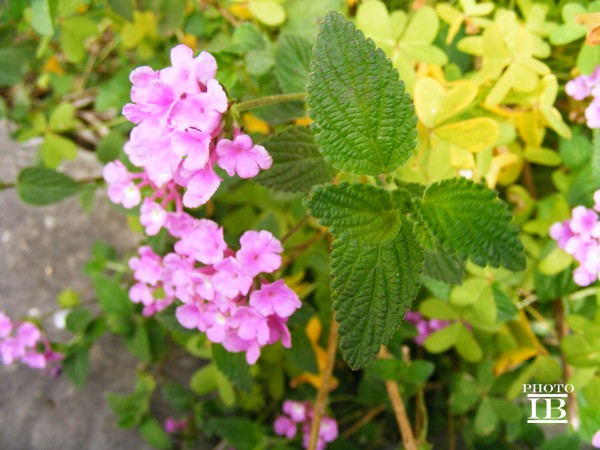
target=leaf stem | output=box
[232,93,306,114]
[281,214,310,244]
[342,404,386,439]
[307,312,338,450]
[379,346,417,450]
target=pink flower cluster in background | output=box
[274,400,338,450]
[550,192,600,286]
[104,45,301,364]
[566,67,600,128]
[104,44,272,210]
[404,311,450,346]
[164,417,187,434]
[0,312,62,373]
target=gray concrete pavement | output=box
[0,122,152,450]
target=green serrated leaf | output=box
[331,219,423,369]
[92,274,131,317]
[17,167,80,205]
[418,177,525,271]
[211,417,265,450]
[125,322,152,363]
[307,11,417,175]
[422,250,465,285]
[63,347,89,388]
[66,309,93,333]
[275,34,312,93]
[305,182,402,244]
[212,344,253,392]
[254,126,335,193]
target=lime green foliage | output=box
[307,11,417,176]
[551,2,600,73]
[253,126,335,193]
[356,1,447,92]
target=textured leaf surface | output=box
[212,344,253,392]
[275,34,312,93]
[419,178,525,271]
[305,182,401,244]
[254,127,335,193]
[307,11,417,175]
[17,167,80,205]
[331,221,423,369]
[423,250,465,285]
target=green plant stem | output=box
[232,93,306,114]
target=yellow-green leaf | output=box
[434,118,499,153]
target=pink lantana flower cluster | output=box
[105,44,272,209]
[274,400,338,450]
[104,45,301,365]
[0,312,63,373]
[129,226,301,364]
[565,67,600,128]
[550,193,600,286]
[405,311,450,346]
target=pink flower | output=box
[213,257,253,298]
[237,230,283,277]
[571,206,598,236]
[249,280,301,318]
[0,313,12,338]
[274,416,297,439]
[103,160,142,209]
[165,212,197,238]
[216,134,272,178]
[129,246,163,286]
[283,400,307,423]
[174,219,227,265]
[164,417,188,434]
[176,161,223,208]
[229,307,270,345]
[171,128,212,171]
[175,303,204,329]
[266,315,292,347]
[140,200,167,236]
[593,429,600,448]
[160,45,218,94]
[319,416,338,443]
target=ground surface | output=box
[0,122,152,450]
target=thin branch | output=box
[379,346,418,450]
[554,299,578,425]
[281,214,310,243]
[342,404,386,439]
[232,93,306,114]
[308,312,339,450]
